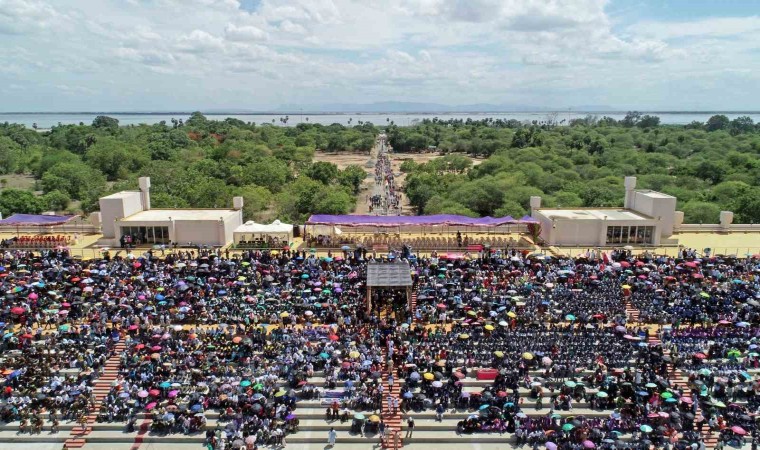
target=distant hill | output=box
[274,101,617,113]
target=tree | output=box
[681,201,721,224]
[637,115,660,128]
[705,115,730,132]
[315,189,354,214]
[729,116,754,136]
[621,111,642,127]
[338,165,367,194]
[0,189,45,217]
[91,115,119,131]
[237,185,273,220]
[41,162,106,200]
[0,136,22,174]
[85,137,150,180]
[305,162,339,185]
[42,190,70,211]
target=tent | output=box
[233,220,293,244]
[0,214,78,227]
[306,214,538,227]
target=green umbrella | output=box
[699,292,710,298]
[698,368,711,376]
[640,425,653,433]
[564,381,576,388]
[240,380,252,387]
[565,314,576,321]
[660,392,673,399]
[727,349,741,358]
[253,383,264,390]
[562,423,575,431]
[645,383,657,388]
[354,413,366,420]
[596,391,608,398]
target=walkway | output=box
[64,340,126,449]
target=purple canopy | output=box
[0,214,77,226]
[306,214,538,227]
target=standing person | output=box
[405,417,415,439]
[327,427,337,447]
[379,420,386,444]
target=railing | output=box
[676,223,760,232]
[557,247,760,258]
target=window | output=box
[605,225,655,245]
[119,226,170,244]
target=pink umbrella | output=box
[168,390,179,398]
[731,425,747,435]
[145,401,157,410]
[28,293,38,300]
[149,389,160,397]
[11,307,25,315]
[151,345,162,351]
[582,440,595,449]
[137,390,149,398]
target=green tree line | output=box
[0,112,375,221]
[397,114,760,224]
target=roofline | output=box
[534,207,656,220]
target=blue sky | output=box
[0,0,758,111]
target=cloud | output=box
[0,0,758,110]
[0,0,65,34]
[225,23,268,41]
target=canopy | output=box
[0,214,77,226]
[306,214,538,228]
[234,220,292,242]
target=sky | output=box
[0,0,759,111]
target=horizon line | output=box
[2,110,759,115]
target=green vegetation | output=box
[0,113,374,222]
[2,111,760,225]
[392,113,760,224]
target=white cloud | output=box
[0,0,65,34]
[0,0,757,110]
[225,23,268,41]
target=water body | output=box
[1,111,759,129]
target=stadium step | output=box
[65,339,126,449]
[380,345,403,448]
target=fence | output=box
[676,224,760,232]
[558,247,760,258]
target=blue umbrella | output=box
[191,404,203,412]
[218,290,227,296]
[403,392,413,399]
[159,381,171,389]
[479,404,490,410]
[319,352,330,359]
[155,294,165,301]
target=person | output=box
[405,417,414,438]
[327,427,337,447]
[379,420,386,443]
[435,403,444,422]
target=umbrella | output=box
[546,443,558,450]
[640,425,653,433]
[596,391,608,398]
[423,373,434,381]
[354,413,365,420]
[582,441,595,449]
[522,352,533,360]
[731,425,747,435]
[562,423,574,431]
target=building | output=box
[97,177,244,247]
[531,177,681,247]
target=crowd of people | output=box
[368,142,401,215]
[1,241,760,449]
